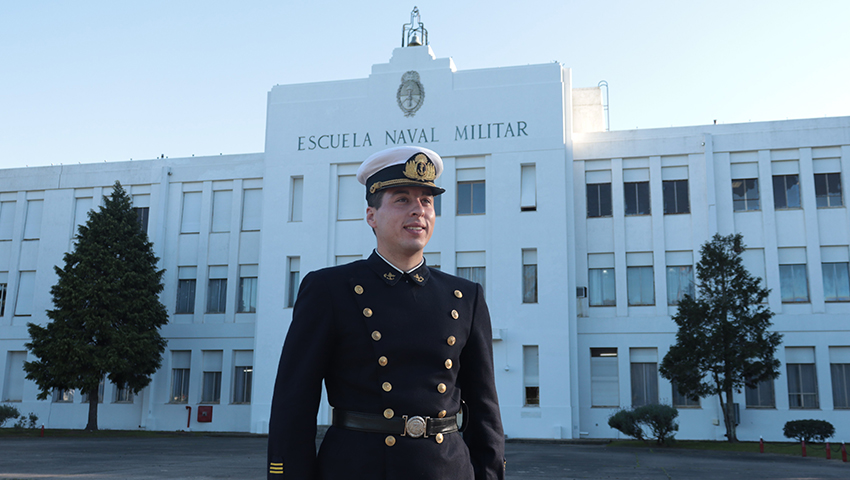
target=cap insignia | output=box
[403,154,437,181]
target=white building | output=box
[1,38,848,442]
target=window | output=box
[14,271,35,316]
[627,266,655,306]
[233,350,253,404]
[586,183,612,218]
[176,267,197,314]
[457,181,485,215]
[779,264,809,303]
[238,266,258,313]
[337,175,362,220]
[666,265,694,305]
[773,174,801,209]
[523,345,539,406]
[630,348,658,407]
[590,348,619,407]
[630,363,658,407]
[822,262,850,302]
[290,177,303,222]
[170,351,191,404]
[457,252,486,293]
[815,173,842,208]
[201,350,222,404]
[242,189,262,231]
[522,249,537,304]
[732,178,760,211]
[180,192,202,233]
[114,384,133,403]
[23,199,43,239]
[671,380,699,408]
[53,388,74,403]
[457,267,486,291]
[207,266,227,314]
[662,180,689,214]
[787,363,818,409]
[0,282,6,316]
[233,366,253,404]
[588,268,615,306]
[831,363,849,409]
[745,378,775,408]
[0,201,15,240]
[425,252,441,270]
[211,190,232,232]
[133,207,149,233]
[287,257,300,308]
[2,351,27,402]
[433,194,441,216]
[81,376,104,404]
[520,164,537,211]
[624,182,650,215]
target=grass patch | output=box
[608,439,848,462]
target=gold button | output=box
[371,330,382,341]
[454,290,462,298]
[382,382,392,392]
[445,359,453,369]
[383,408,394,419]
[437,383,446,393]
[385,435,396,446]
[363,307,373,317]
[437,410,447,418]
[451,310,459,319]
[447,336,456,346]
[378,356,388,366]
[435,433,444,444]
[354,285,364,295]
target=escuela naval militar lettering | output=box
[296,121,528,151]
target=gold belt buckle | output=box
[402,415,429,438]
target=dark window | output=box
[201,371,221,403]
[815,173,843,208]
[170,369,190,403]
[175,279,196,314]
[832,363,850,408]
[206,278,227,313]
[434,194,441,216]
[522,264,537,304]
[133,207,150,233]
[238,277,257,313]
[671,380,699,408]
[233,366,253,404]
[732,178,760,211]
[630,362,658,407]
[773,174,801,209]
[663,180,689,214]
[745,378,775,408]
[0,283,6,316]
[587,183,612,218]
[457,181,485,215]
[287,270,299,308]
[787,363,818,409]
[624,182,650,215]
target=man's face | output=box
[366,186,436,261]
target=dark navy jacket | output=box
[268,251,505,479]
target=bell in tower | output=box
[401,7,428,47]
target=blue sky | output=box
[1,1,848,168]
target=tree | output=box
[659,233,782,442]
[24,182,168,431]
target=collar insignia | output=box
[413,273,424,283]
[384,272,396,281]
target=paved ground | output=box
[0,435,847,479]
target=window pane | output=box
[785,175,800,208]
[815,174,828,207]
[457,182,472,215]
[171,369,189,403]
[672,380,699,407]
[233,366,253,403]
[598,183,612,216]
[780,264,808,303]
[624,183,637,215]
[745,378,775,408]
[663,181,676,214]
[832,364,849,408]
[176,279,196,314]
[287,270,299,308]
[823,262,850,302]
[828,173,843,206]
[666,265,694,305]
[207,278,227,313]
[630,362,658,407]
[773,175,787,209]
[522,265,537,303]
[457,267,486,292]
[628,266,654,306]
[472,181,486,214]
[238,277,258,313]
[202,371,221,403]
[587,184,600,217]
[589,268,616,306]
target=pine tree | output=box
[24,181,168,431]
[659,233,782,442]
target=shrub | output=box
[608,408,644,441]
[783,419,835,443]
[0,404,21,427]
[634,404,679,445]
[14,412,39,429]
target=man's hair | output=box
[367,190,386,209]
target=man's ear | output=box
[366,206,377,228]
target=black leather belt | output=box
[332,409,459,438]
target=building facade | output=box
[1,43,848,441]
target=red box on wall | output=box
[197,405,213,423]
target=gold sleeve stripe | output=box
[270,467,284,474]
[270,463,283,466]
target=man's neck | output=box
[375,248,423,273]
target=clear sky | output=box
[2,1,848,169]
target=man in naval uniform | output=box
[267,146,505,479]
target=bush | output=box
[608,409,644,441]
[0,404,21,427]
[14,412,39,429]
[634,404,679,445]
[783,419,835,443]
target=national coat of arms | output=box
[397,71,424,117]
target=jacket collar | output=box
[367,250,430,286]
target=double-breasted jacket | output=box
[268,251,504,479]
